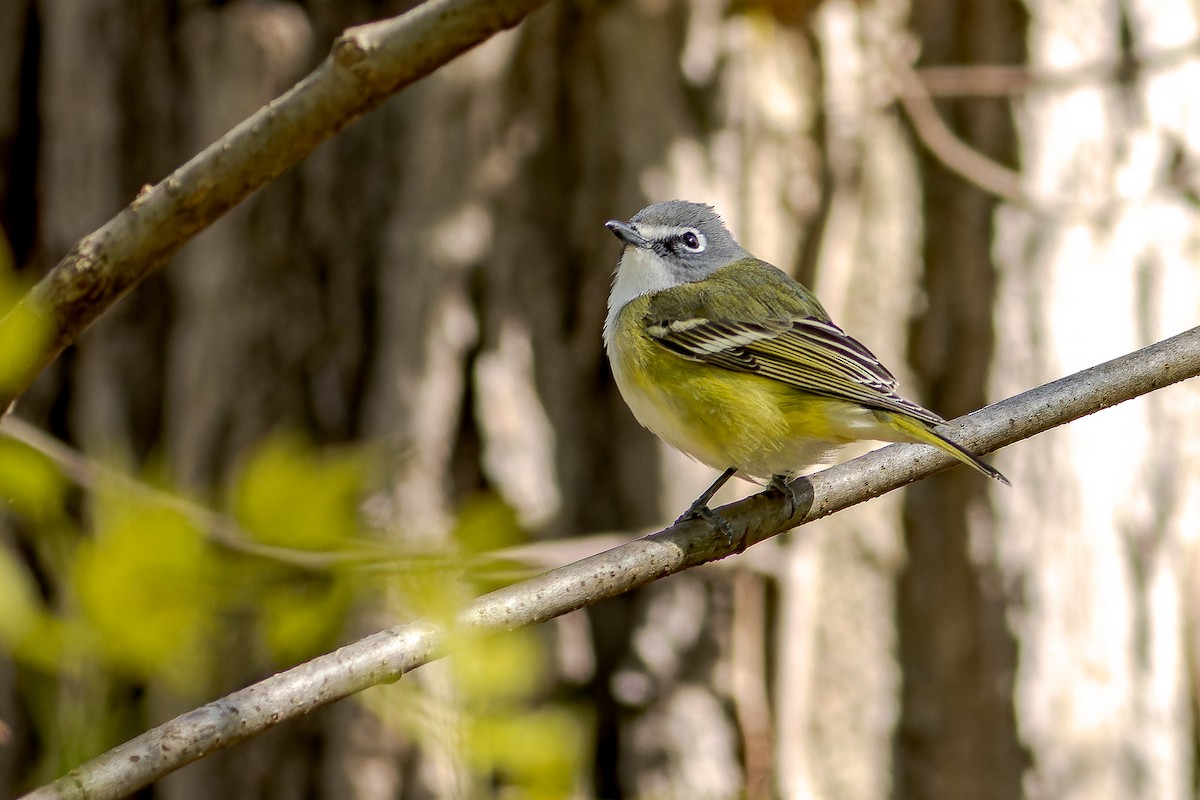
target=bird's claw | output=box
[675,505,745,553]
[766,475,798,519]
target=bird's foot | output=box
[765,474,799,519]
[675,503,742,553]
[677,467,744,551]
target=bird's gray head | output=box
[605,200,748,282]
[603,202,751,344]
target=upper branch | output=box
[0,0,553,414]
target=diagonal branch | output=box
[23,325,1200,800]
[0,0,553,416]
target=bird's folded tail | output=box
[886,413,1010,486]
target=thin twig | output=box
[916,64,1033,97]
[0,417,392,569]
[24,325,1200,800]
[0,415,640,574]
[901,38,1200,211]
[894,62,1027,205]
[916,38,1200,97]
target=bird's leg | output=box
[676,467,740,548]
[765,474,799,519]
[679,467,737,519]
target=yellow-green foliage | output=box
[232,432,365,550]
[364,498,590,797]
[252,568,355,667]
[375,627,589,800]
[453,627,548,708]
[0,435,67,522]
[226,432,370,664]
[453,493,526,556]
[1,421,589,792]
[0,235,50,394]
[74,494,219,689]
[0,437,69,672]
[0,545,47,654]
[456,630,588,798]
[464,705,587,800]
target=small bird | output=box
[603,200,1007,535]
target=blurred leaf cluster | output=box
[376,495,591,797]
[228,433,365,665]
[0,430,377,780]
[374,622,588,800]
[1,414,587,791]
[454,628,589,799]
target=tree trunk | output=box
[988,0,1200,796]
[897,0,1029,797]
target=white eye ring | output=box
[679,230,706,252]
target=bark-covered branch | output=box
[0,0,552,415]
[23,325,1200,800]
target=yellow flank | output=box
[610,296,904,479]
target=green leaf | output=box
[259,574,352,666]
[452,628,546,707]
[453,493,525,555]
[74,496,218,689]
[0,546,44,646]
[0,227,51,392]
[0,436,68,522]
[465,706,587,799]
[231,433,365,550]
[0,273,51,395]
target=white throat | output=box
[603,247,676,347]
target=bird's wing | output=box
[645,314,947,426]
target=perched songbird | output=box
[603,200,1007,533]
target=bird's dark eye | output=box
[678,230,705,252]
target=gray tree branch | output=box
[23,325,1200,800]
[0,0,552,414]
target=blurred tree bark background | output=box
[2,0,1199,798]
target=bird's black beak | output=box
[605,219,649,248]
